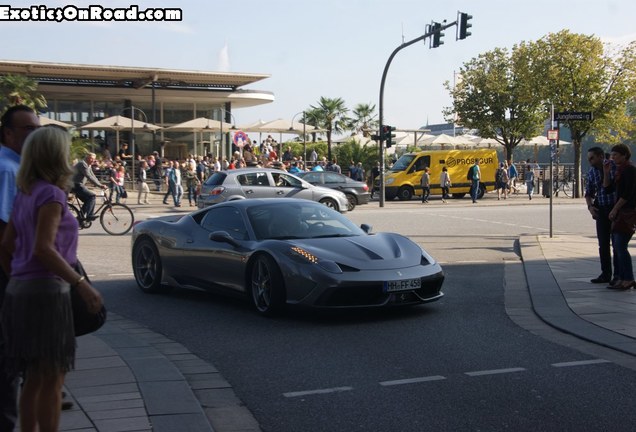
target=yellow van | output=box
[382,149,499,200]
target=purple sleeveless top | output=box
[10,179,78,279]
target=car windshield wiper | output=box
[310,233,356,239]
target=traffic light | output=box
[431,22,444,48]
[382,125,396,148]
[458,12,472,40]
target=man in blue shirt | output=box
[0,105,40,432]
[585,146,618,284]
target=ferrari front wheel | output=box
[250,255,285,316]
[132,238,167,293]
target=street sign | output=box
[553,111,593,121]
[547,129,559,140]
[233,130,249,148]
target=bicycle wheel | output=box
[100,203,134,235]
[68,203,91,229]
[561,181,572,198]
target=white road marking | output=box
[465,367,526,377]
[282,359,612,398]
[551,359,611,367]
[283,386,353,398]
[379,376,446,386]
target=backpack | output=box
[495,168,504,183]
[467,165,475,181]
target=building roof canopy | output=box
[0,60,270,90]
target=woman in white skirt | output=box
[0,127,103,432]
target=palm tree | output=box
[350,103,378,137]
[309,97,349,161]
[0,74,47,112]
[304,107,323,143]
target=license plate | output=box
[384,278,421,292]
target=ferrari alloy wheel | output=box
[250,255,285,316]
[132,238,166,293]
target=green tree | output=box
[333,140,378,178]
[529,30,636,197]
[349,103,378,137]
[0,74,47,112]
[443,47,545,163]
[308,97,349,161]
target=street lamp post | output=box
[120,106,149,191]
[290,111,307,164]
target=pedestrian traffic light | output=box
[458,12,472,40]
[431,22,444,48]
[382,125,396,148]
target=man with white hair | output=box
[71,153,108,219]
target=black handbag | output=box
[72,261,107,336]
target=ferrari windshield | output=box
[247,201,366,240]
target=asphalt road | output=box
[79,197,636,431]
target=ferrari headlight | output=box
[290,246,319,264]
[289,246,342,273]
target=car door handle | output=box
[245,189,254,194]
[276,190,285,195]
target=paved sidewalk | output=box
[60,313,260,432]
[520,234,636,355]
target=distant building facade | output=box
[0,60,275,159]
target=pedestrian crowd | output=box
[85,133,371,209]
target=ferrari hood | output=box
[292,233,430,270]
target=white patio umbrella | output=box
[80,115,161,153]
[257,118,321,135]
[396,132,435,147]
[39,115,73,129]
[81,115,161,189]
[418,133,462,148]
[167,117,234,157]
[236,119,269,132]
[519,135,571,161]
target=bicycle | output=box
[68,190,135,235]
[552,177,572,197]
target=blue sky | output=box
[2,0,635,131]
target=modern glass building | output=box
[0,60,274,159]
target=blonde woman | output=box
[0,127,103,432]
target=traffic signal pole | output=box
[378,19,459,207]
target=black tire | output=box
[476,183,486,200]
[345,194,357,211]
[100,203,134,235]
[397,186,413,201]
[249,254,285,316]
[319,198,339,211]
[132,238,166,293]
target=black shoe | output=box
[591,275,611,284]
[61,400,74,410]
[163,201,168,205]
[87,214,99,221]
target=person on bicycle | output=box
[71,153,107,220]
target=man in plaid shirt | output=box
[585,146,617,284]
